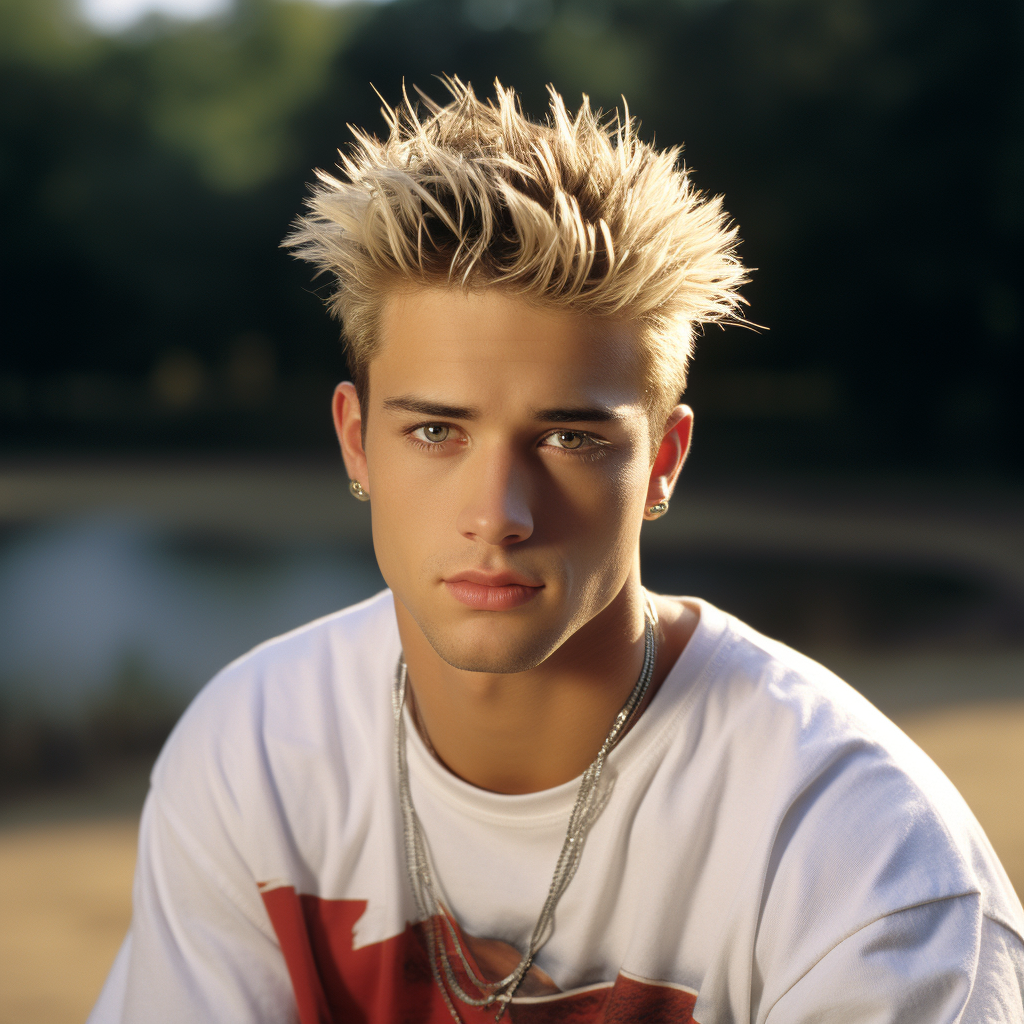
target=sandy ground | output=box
[1,701,1022,1024]
[0,820,138,1024]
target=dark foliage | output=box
[1,0,1021,473]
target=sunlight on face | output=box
[365,288,655,673]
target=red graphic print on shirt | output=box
[260,885,699,1024]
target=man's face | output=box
[361,287,657,674]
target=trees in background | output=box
[1,0,1021,473]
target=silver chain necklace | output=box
[393,596,659,1022]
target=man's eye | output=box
[543,430,589,450]
[412,424,450,444]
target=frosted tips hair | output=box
[285,77,748,414]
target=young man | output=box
[91,81,1023,1023]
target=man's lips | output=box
[443,571,543,611]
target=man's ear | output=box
[332,382,369,491]
[645,405,693,518]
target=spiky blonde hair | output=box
[286,78,747,427]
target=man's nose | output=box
[455,450,534,546]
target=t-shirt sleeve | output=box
[87,788,297,1024]
[963,914,1024,1023]
[763,895,1024,1023]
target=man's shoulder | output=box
[686,602,1024,937]
[663,598,902,755]
[150,589,399,799]
[192,586,397,714]
[700,605,981,848]
[693,601,921,765]
[240,585,395,670]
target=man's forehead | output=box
[372,286,646,401]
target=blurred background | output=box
[1,0,1022,1018]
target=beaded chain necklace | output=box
[393,597,659,1022]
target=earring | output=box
[645,500,669,519]
[349,480,370,502]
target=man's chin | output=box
[419,617,566,675]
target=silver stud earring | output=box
[645,500,669,519]
[349,480,370,502]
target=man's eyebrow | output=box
[382,396,478,419]
[534,406,622,423]
[381,397,625,423]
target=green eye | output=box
[418,424,449,443]
[554,431,584,449]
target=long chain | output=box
[393,596,659,1022]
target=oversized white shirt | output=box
[90,592,1024,1023]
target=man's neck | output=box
[394,579,699,794]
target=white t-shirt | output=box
[90,591,1024,1023]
